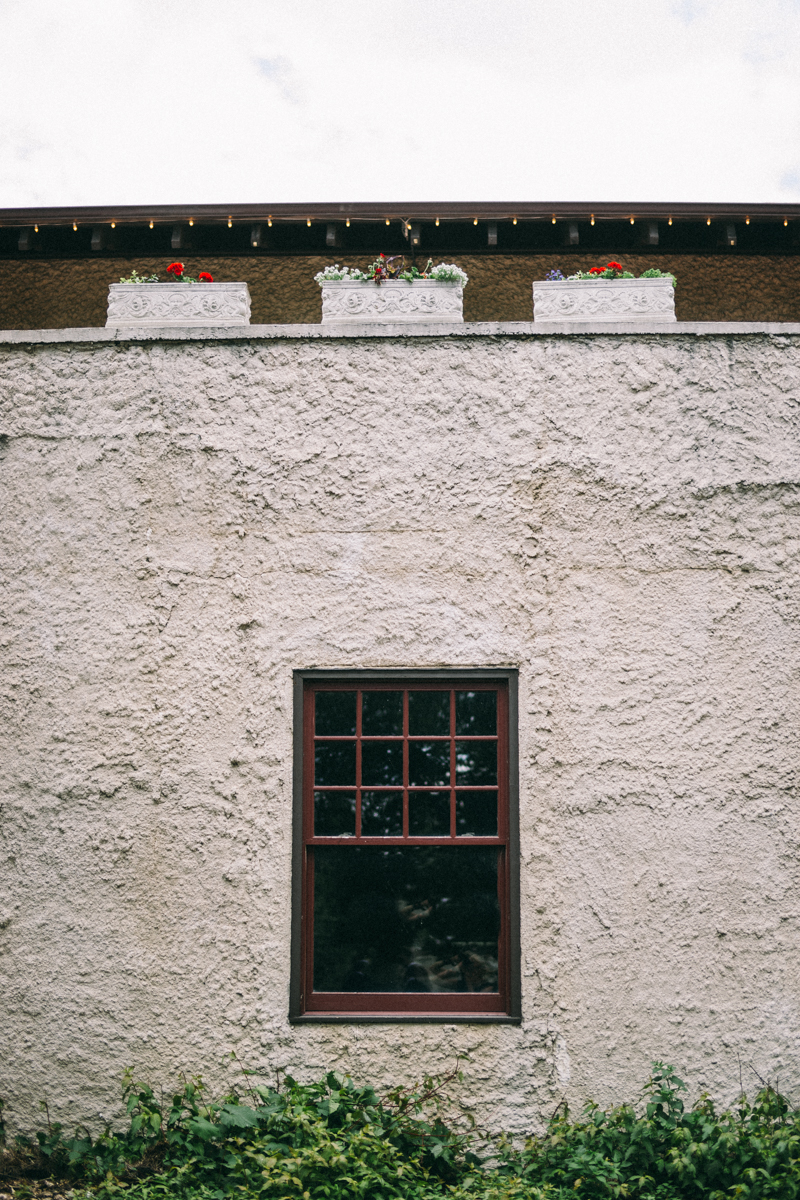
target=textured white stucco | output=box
[1,329,799,1137]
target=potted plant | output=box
[315,255,468,324]
[106,263,251,328]
[533,262,677,325]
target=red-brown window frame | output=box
[290,669,521,1023]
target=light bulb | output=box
[307,219,311,227]
[435,217,440,226]
[110,221,115,229]
[512,217,517,225]
[745,216,750,225]
[228,218,232,228]
[73,222,77,231]
[385,218,390,226]
[473,217,478,225]
[668,217,673,226]
[590,214,595,225]
[630,216,635,225]
[189,218,194,227]
[551,215,556,224]
[785,218,789,227]
[267,217,272,227]
[149,220,154,229]
[34,224,38,232]
[706,217,711,225]
[346,218,350,227]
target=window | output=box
[291,671,520,1021]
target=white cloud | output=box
[0,0,799,204]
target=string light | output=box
[551,215,556,224]
[34,224,38,232]
[110,221,115,229]
[267,216,272,227]
[785,218,789,227]
[706,217,711,225]
[307,218,311,227]
[345,218,350,227]
[668,216,673,225]
[385,218,390,226]
[512,217,517,225]
[630,216,635,225]
[745,216,750,225]
[73,222,77,231]
[473,217,478,225]
[435,217,440,226]
[189,218,194,227]
[149,220,154,229]
[590,214,595,225]
[228,217,232,228]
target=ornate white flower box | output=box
[533,277,676,325]
[106,282,251,328]
[320,279,463,325]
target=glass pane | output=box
[408,741,450,786]
[315,691,356,736]
[361,792,403,836]
[408,791,450,836]
[362,691,403,736]
[362,741,403,786]
[313,846,500,993]
[315,792,356,836]
[455,741,496,785]
[456,691,497,735]
[315,741,356,786]
[408,691,450,736]
[456,791,497,836]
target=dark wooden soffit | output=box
[1,201,798,228]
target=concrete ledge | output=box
[3,320,800,345]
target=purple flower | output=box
[545,268,565,281]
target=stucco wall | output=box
[2,252,800,328]
[1,326,800,1137]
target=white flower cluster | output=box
[428,263,469,286]
[313,265,368,284]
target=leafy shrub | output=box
[3,1061,800,1200]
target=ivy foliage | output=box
[4,1062,800,1200]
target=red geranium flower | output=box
[589,266,604,274]
[198,272,213,282]
[607,261,622,271]
[167,262,184,277]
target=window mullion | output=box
[355,690,362,838]
[450,688,456,838]
[402,689,409,838]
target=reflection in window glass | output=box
[408,691,450,736]
[408,741,450,786]
[455,691,496,735]
[456,791,497,836]
[361,792,403,836]
[361,741,403,786]
[408,791,450,836]
[315,691,356,736]
[313,846,500,992]
[315,741,357,786]
[362,691,403,736]
[315,792,356,836]
[455,741,496,785]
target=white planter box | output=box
[320,279,463,325]
[106,282,251,328]
[533,277,676,325]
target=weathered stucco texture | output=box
[2,252,800,328]
[1,330,800,1136]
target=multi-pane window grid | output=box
[301,681,510,1015]
[309,686,505,844]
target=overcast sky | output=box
[1,0,799,207]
